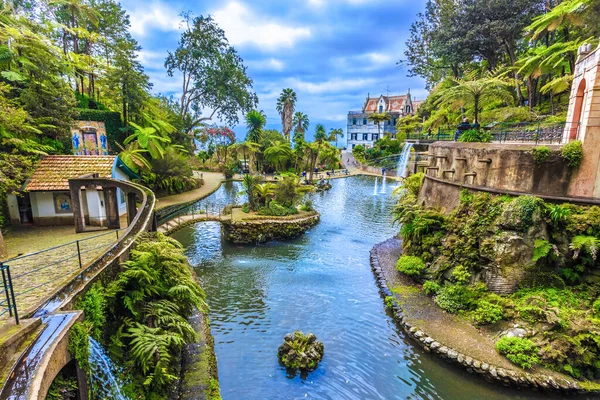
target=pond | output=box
[171,177,560,400]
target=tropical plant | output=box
[246,109,266,143]
[292,111,309,141]
[367,112,391,137]
[255,182,276,207]
[396,255,425,278]
[496,337,539,369]
[328,128,344,148]
[435,77,514,124]
[124,121,170,159]
[264,140,292,171]
[240,174,260,210]
[561,140,583,167]
[277,88,297,142]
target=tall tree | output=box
[368,112,391,137]
[165,14,257,136]
[292,111,309,141]
[276,88,296,142]
[245,109,266,143]
[307,124,328,182]
[328,128,344,148]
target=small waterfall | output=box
[380,175,387,193]
[396,143,414,178]
[373,177,378,195]
[89,337,129,400]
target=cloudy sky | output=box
[120,0,428,143]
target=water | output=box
[89,337,129,400]
[372,177,378,196]
[396,143,414,178]
[171,177,567,400]
[380,175,387,193]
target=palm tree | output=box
[240,174,260,210]
[276,88,297,142]
[246,109,266,143]
[292,111,309,141]
[308,124,328,182]
[435,77,514,124]
[255,182,276,206]
[368,112,391,138]
[229,141,259,173]
[124,122,171,159]
[328,128,344,148]
[264,140,293,172]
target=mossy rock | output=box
[277,331,324,373]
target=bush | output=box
[423,280,440,295]
[222,161,237,179]
[561,140,583,167]
[458,129,492,143]
[258,200,298,216]
[451,265,471,285]
[300,199,314,212]
[434,284,479,313]
[396,255,425,278]
[496,337,539,369]
[531,146,551,164]
[384,296,395,309]
[472,300,504,325]
[275,177,302,207]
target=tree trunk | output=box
[504,41,524,106]
[473,95,480,124]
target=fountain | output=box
[89,337,129,400]
[373,177,378,195]
[396,143,414,178]
[380,174,387,193]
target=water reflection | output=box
[172,176,577,400]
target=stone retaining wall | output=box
[221,213,320,244]
[369,240,583,393]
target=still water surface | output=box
[172,177,567,400]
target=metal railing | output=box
[0,228,126,325]
[404,122,571,144]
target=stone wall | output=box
[221,213,320,244]
[419,142,583,212]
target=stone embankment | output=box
[370,238,583,393]
[221,212,320,244]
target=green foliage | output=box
[499,195,544,231]
[547,204,572,224]
[423,280,441,296]
[258,200,298,217]
[274,176,302,208]
[496,337,539,369]
[434,284,481,313]
[222,161,237,179]
[300,199,314,212]
[472,300,504,325]
[531,146,551,164]
[459,189,474,204]
[278,331,324,371]
[458,129,492,143]
[532,239,552,262]
[396,255,426,278]
[0,153,37,226]
[75,282,106,342]
[46,371,78,400]
[384,296,395,309]
[142,148,200,195]
[68,322,91,372]
[352,144,366,163]
[570,235,599,262]
[105,233,207,395]
[451,265,472,284]
[401,172,425,197]
[561,140,583,168]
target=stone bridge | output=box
[0,177,155,400]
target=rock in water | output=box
[278,331,324,373]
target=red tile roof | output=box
[363,95,407,113]
[25,155,116,191]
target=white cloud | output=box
[128,2,181,37]
[137,50,167,70]
[211,2,311,50]
[248,58,285,72]
[284,77,377,94]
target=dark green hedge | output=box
[76,109,124,154]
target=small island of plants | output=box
[277,331,325,374]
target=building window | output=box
[363,118,367,125]
[379,105,383,112]
[351,133,357,140]
[352,119,356,125]
[393,118,396,126]
[362,134,368,141]
[373,134,379,141]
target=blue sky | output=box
[120,0,428,144]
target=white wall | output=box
[7,194,20,225]
[113,167,129,215]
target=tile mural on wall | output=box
[71,120,109,156]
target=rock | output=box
[447,349,458,359]
[481,363,489,372]
[430,342,441,350]
[503,328,527,338]
[278,331,324,373]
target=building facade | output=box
[347,92,422,149]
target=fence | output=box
[0,228,126,325]
[404,122,571,144]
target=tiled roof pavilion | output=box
[25,155,117,191]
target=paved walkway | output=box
[155,171,223,211]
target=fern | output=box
[570,235,600,260]
[532,239,552,262]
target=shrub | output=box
[472,300,504,325]
[593,298,600,317]
[402,172,425,196]
[499,195,544,231]
[258,200,298,216]
[451,265,471,285]
[423,280,440,296]
[396,255,425,278]
[274,176,301,207]
[434,284,479,313]
[300,199,314,212]
[547,204,571,224]
[561,140,583,167]
[241,203,250,213]
[496,337,539,369]
[222,161,237,179]
[75,282,106,341]
[458,129,492,143]
[531,146,551,164]
[532,239,552,262]
[384,296,395,309]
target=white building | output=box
[8,155,138,227]
[347,92,422,149]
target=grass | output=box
[231,208,317,222]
